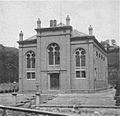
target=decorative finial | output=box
[19,31,23,41]
[88,25,93,36]
[66,15,70,26]
[66,15,70,20]
[19,31,23,36]
[37,18,41,29]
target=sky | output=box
[0,0,119,48]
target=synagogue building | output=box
[18,15,108,93]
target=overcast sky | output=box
[0,0,119,48]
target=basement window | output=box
[76,71,86,78]
[27,72,36,80]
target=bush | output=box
[9,89,11,93]
[5,90,8,93]
[109,71,118,86]
[114,72,120,106]
[0,90,3,93]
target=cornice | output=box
[35,26,72,32]
[70,36,107,53]
[17,39,37,45]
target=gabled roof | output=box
[23,27,88,42]
[71,29,88,38]
[57,22,65,27]
[25,35,37,41]
[18,26,107,53]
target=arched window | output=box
[26,51,35,68]
[26,51,36,80]
[27,53,30,68]
[74,48,86,78]
[48,43,60,65]
[75,48,86,67]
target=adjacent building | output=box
[18,15,108,93]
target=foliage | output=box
[108,47,119,86]
[0,82,19,93]
[108,71,118,86]
[0,44,18,83]
[100,40,119,86]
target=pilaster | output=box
[36,32,42,90]
[66,34,71,91]
[19,45,24,92]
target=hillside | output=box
[0,44,18,83]
[108,47,119,69]
[107,47,119,86]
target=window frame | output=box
[75,69,86,79]
[26,71,36,80]
[47,43,60,66]
[26,51,36,80]
[74,48,86,79]
[26,51,35,69]
[74,48,86,67]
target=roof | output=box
[71,35,107,53]
[18,26,106,53]
[25,35,37,41]
[23,27,88,42]
[71,29,88,37]
[57,22,65,27]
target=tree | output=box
[0,44,18,83]
[114,47,120,106]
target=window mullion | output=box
[79,55,81,67]
[80,71,81,78]
[30,72,31,79]
[30,58,32,68]
[53,52,55,65]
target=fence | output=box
[0,105,67,116]
[0,105,120,116]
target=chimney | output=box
[66,15,70,26]
[50,20,53,27]
[19,31,23,41]
[37,18,41,29]
[50,20,57,27]
[88,25,93,36]
[54,20,57,27]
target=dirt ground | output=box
[0,88,116,106]
[43,89,116,106]
[0,88,120,115]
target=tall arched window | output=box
[48,43,60,65]
[26,51,35,80]
[75,48,86,67]
[26,51,35,68]
[74,48,86,78]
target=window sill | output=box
[48,65,60,67]
[26,69,35,72]
[26,67,35,69]
[48,65,60,70]
[75,68,86,71]
[26,79,36,80]
[75,67,86,69]
[75,78,86,79]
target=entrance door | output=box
[50,73,59,90]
